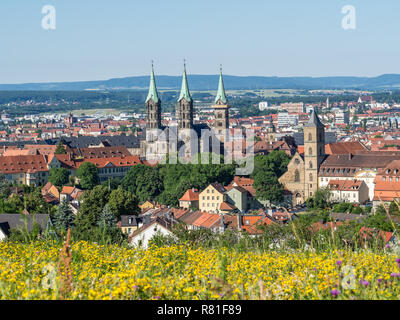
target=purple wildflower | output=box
[133,285,139,290]
[331,289,340,297]
[336,260,342,266]
[154,296,161,300]
[396,258,400,263]
[385,243,391,249]
[359,280,370,287]
[390,272,400,278]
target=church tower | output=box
[304,108,325,198]
[212,67,229,140]
[145,63,161,132]
[177,62,193,130]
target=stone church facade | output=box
[279,109,326,205]
[140,64,230,162]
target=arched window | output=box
[309,161,313,169]
[309,173,313,182]
[308,133,312,141]
[295,170,300,182]
[309,148,312,156]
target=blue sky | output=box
[0,0,400,83]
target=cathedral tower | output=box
[177,62,193,130]
[304,108,325,198]
[145,63,162,132]
[212,67,230,140]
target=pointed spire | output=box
[178,60,192,102]
[305,107,324,127]
[146,61,160,103]
[215,65,228,104]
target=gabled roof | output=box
[0,154,49,174]
[360,227,393,244]
[129,217,174,240]
[61,186,75,195]
[210,182,226,194]
[0,214,51,234]
[179,188,199,202]
[220,202,237,211]
[325,142,367,155]
[328,179,364,191]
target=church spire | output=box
[178,61,192,102]
[146,62,160,103]
[215,65,228,105]
[306,107,324,127]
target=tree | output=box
[53,198,74,232]
[75,185,111,232]
[251,152,291,205]
[253,170,284,203]
[107,187,139,219]
[312,188,332,210]
[97,204,117,228]
[48,167,70,187]
[23,188,51,214]
[76,162,99,189]
[55,141,66,154]
[122,165,163,203]
[0,174,11,200]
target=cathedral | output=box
[278,108,326,205]
[140,64,230,162]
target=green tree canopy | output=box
[48,167,70,187]
[253,170,284,202]
[76,162,99,190]
[75,185,111,232]
[54,198,75,232]
[55,141,67,154]
[107,186,139,219]
[97,204,117,228]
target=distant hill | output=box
[2,74,400,91]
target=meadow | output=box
[0,240,400,300]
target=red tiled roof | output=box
[0,154,49,174]
[220,202,237,211]
[325,142,367,155]
[61,186,75,195]
[360,227,393,244]
[56,154,142,169]
[179,188,199,202]
[328,179,363,191]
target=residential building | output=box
[129,217,174,248]
[328,179,369,204]
[0,155,50,186]
[335,111,350,125]
[281,102,305,113]
[179,188,199,209]
[277,113,299,127]
[199,183,227,214]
